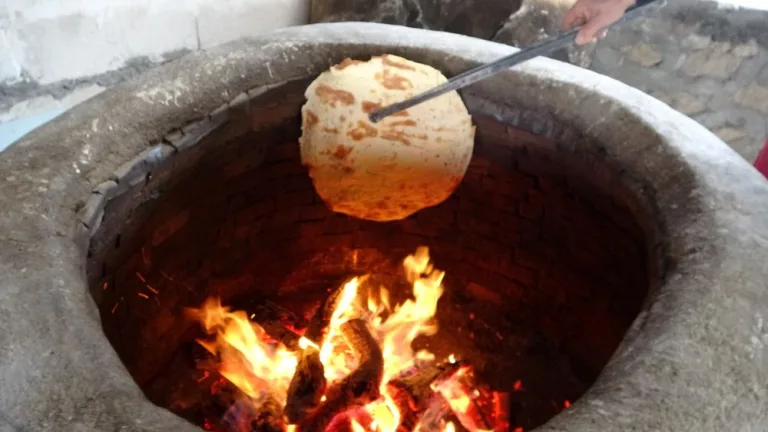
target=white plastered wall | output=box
[0,0,309,86]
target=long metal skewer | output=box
[368,0,662,123]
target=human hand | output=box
[563,0,635,45]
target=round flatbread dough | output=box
[299,54,475,222]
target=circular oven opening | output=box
[85,80,659,432]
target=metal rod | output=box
[368,0,663,123]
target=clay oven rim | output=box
[1,23,767,432]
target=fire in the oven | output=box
[190,247,510,432]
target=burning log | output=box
[387,360,464,432]
[432,366,507,432]
[415,396,453,432]
[284,349,327,423]
[221,393,285,432]
[304,279,358,343]
[389,361,464,408]
[297,318,384,432]
[259,322,302,351]
[248,300,308,351]
[284,282,353,423]
[250,394,285,432]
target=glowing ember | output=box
[191,247,508,432]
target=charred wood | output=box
[433,367,505,431]
[284,280,359,422]
[248,300,308,351]
[387,360,464,432]
[417,395,453,432]
[284,349,327,423]
[389,360,464,408]
[250,394,285,432]
[297,318,384,432]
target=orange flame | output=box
[193,247,491,432]
[194,298,298,404]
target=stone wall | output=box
[592,0,768,161]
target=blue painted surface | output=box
[0,109,66,152]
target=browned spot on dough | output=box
[362,100,410,117]
[389,120,417,127]
[331,144,353,160]
[322,127,339,134]
[315,84,355,107]
[374,71,412,91]
[340,115,347,122]
[383,127,427,143]
[334,58,363,70]
[382,55,415,71]
[361,100,382,113]
[347,120,378,141]
[381,131,411,146]
[304,110,319,129]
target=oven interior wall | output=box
[85,82,656,430]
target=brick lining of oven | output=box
[82,79,660,431]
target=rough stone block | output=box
[262,161,307,179]
[323,215,360,235]
[681,49,742,80]
[77,192,107,232]
[234,199,275,226]
[92,180,119,201]
[498,256,538,288]
[519,201,544,220]
[151,209,190,246]
[733,40,760,58]
[400,218,441,238]
[465,281,504,303]
[625,43,663,67]
[735,83,768,115]
[299,203,330,222]
[175,116,228,151]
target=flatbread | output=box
[299,54,475,221]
